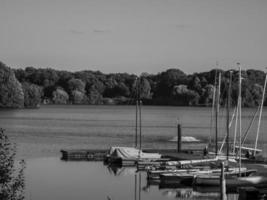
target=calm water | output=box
[25,157,240,200]
[0,105,266,200]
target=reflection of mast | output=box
[134,173,142,200]
[139,173,141,200]
[134,174,137,200]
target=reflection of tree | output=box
[0,128,25,200]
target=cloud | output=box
[93,29,111,34]
[175,24,187,30]
[68,28,112,35]
[69,29,84,34]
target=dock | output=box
[60,148,205,161]
[61,149,108,161]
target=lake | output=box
[0,105,266,200]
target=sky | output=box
[1,0,267,74]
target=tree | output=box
[155,68,188,97]
[0,128,25,200]
[71,90,88,104]
[22,82,42,108]
[172,84,200,106]
[52,87,69,104]
[68,78,85,93]
[132,77,151,99]
[67,78,87,104]
[0,62,24,108]
[200,84,214,106]
[87,86,103,104]
[188,75,202,93]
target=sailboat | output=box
[238,71,267,163]
[193,64,264,188]
[194,175,267,187]
[105,77,163,166]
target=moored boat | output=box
[194,173,265,187]
[160,173,196,186]
[105,146,162,165]
[147,168,200,180]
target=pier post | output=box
[220,162,227,200]
[177,123,182,152]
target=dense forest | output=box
[0,61,266,108]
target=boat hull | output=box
[194,175,267,188]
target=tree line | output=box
[0,61,266,108]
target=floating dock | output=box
[61,149,108,161]
[60,148,204,161]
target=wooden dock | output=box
[60,148,204,161]
[61,149,108,161]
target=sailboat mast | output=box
[215,72,221,156]
[135,100,138,148]
[233,97,239,156]
[254,72,267,155]
[238,63,242,176]
[226,71,233,161]
[139,78,142,150]
[209,72,217,146]
[139,98,142,150]
[135,78,138,148]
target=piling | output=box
[177,123,182,152]
[220,162,226,200]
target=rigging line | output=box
[215,72,221,156]
[241,106,260,146]
[226,71,233,160]
[233,90,239,156]
[209,70,218,146]
[218,106,236,153]
[254,72,267,154]
[209,85,216,145]
[219,71,233,154]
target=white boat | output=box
[159,166,256,187]
[147,168,201,180]
[106,146,162,165]
[194,175,267,187]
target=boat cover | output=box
[109,147,161,160]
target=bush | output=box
[0,128,25,200]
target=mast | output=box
[139,99,142,150]
[237,63,242,176]
[233,96,239,156]
[209,72,217,146]
[135,100,138,148]
[226,71,233,161]
[215,72,221,156]
[138,77,142,150]
[135,78,138,148]
[218,106,236,154]
[254,71,267,155]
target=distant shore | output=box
[1,61,266,109]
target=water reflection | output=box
[25,158,239,200]
[105,164,239,200]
